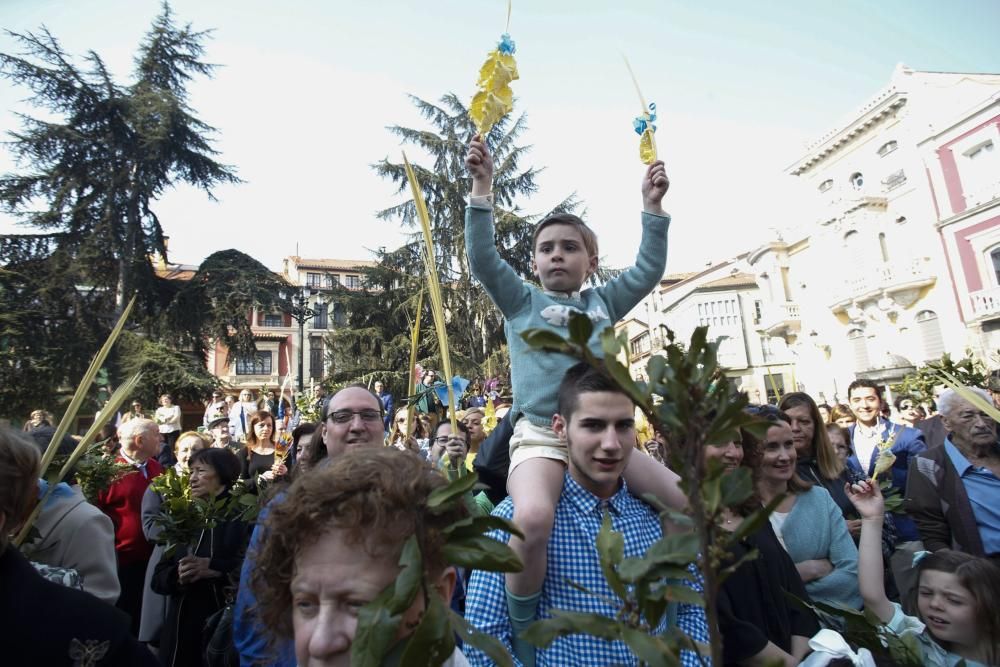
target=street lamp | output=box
[282,287,322,392]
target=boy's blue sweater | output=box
[465,204,669,427]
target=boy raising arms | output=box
[465,135,687,665]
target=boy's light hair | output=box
[532,213,599,259]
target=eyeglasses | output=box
[434,436,463,445]
[328,409,382,424]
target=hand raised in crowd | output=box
[641,159,670,216]
[177,555,218,585]
[444,436,466,465]
[465,134,494,196]
[845,478,885,520]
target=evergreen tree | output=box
[333,93,580,392]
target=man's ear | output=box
[433,566,458,606]
[552,413,568,440]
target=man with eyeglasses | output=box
[234,385,385,666]
[203,389,227,429]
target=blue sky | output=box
[1,0,998,272]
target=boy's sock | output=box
[506,587,541,667]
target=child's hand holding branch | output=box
[466,134,494,197]
[642,160,669,217]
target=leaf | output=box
[352,585,406,667]
[520,327,574,354]
[521,610,623,647]
[658,583,704,607]
[426,470,479,511]
[470,49,518,135]
[444,514,524,541]
[441,535,523,572]
[448,609,514,667]
[389,537,424,612]
[596,512,627,600]
[730,493,785,544]
[620,628,678,667]
[567,311,593,346]
[399,592,454,667]
[719,466,753,507]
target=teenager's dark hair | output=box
[189,447,241,489]
[846,378,882,401]
[557,362,626,421]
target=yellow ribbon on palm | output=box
[470,1,518,136]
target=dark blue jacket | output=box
[849,418,926,542]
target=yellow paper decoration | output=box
[469,4,518,136]
[871,448,897,482]
[622,54,659,165]
[638,127,657,165]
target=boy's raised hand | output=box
[641,160,670,216]
[465,134,494,197]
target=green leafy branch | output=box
[49,441,135,504]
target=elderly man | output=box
[234,384,386,667]
[907,387,1000,559]
[464,363,707,667]
[96,418,163,635]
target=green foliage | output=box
[118,331,220,405]
[51,442,135,504]
[150,467,258,557]
[891,352,989,405]
[351,469,521,667]
[522,316,776,665]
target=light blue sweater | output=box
[465,204,669,426]
[780,486,862,609]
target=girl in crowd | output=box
[708,436,818,666]
[829,403,856,429]
[239,410,287,493]
[847,480,1000,666]
[252,448,469,665]
[140,431,211,645]
[387,407,428,454]
[779,393,853,518]
[153,448,249,667]
[747,406,862,610]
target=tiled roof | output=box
[290,257,378,271]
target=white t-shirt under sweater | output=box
[853,421,884,472]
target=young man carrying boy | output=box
[465,135,687,665]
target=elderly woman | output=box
[139,431,211,645]
[0,428,157,665]
[252,448,469,665]
[152,447,248,667]
[747,406,862,610]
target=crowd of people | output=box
[1,136,998,667]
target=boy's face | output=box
[532,223,597,293]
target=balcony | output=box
[830,257,935,311]
[758,302,801,338]
[970,286,1000,322]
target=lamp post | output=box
[284,287,319,392]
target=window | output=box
[847,329,870,372]
[849,172,864,191]
[329,274,341,286]
[345,275,361,289]
[262,313,283,327]
[333,302,347,326]
[877,140,898,157]
[991,247,1000,286]
[306,272,322,288]
[312,302,328,329]
[818,179,834,193]
[967,140,995,160]
[753,300,763,325]
[309,339,324,379]
[235,351,272,375]
[882,169,907,191]
[917,310,944,361]
[764,373,784,405]
[879,233,889,263]
[630,332,651,358]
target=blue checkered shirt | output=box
[464,472,710,666]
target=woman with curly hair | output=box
[252,448,468,666]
